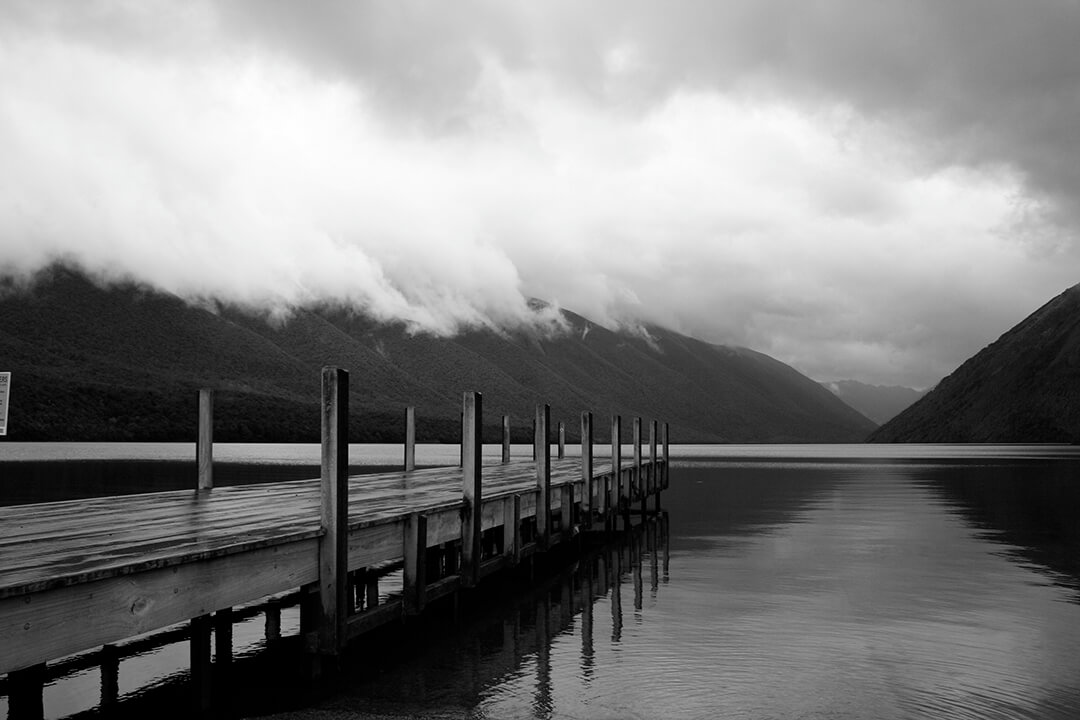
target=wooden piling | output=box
[317,366,349,657]
[580,412,593,523]
[214,607,233,667]
[633,417,642,501]
[649,420,659,512]
[197,388,213,490]
[265,600,282,642]
[558,421,566,459]
[100,644,119,710]
[190,614,212,712]
[404,406,416,472]
[8,662,46,720]
[662,422,670,490]
[461,391,483,587]
[403,513,428,615]
[504,495,521,565]
[611,414,623,528]
[535,404,551,548]
[502,414,511,464]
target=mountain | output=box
[821,380,925,425]
[0,265,876,443]
[869,283,1080,442]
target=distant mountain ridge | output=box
[0,265,877,443]
[821,380,925,425]
[869,283,1080,442]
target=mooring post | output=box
[265,599,282,642]
[558,421,566,459]
[403,512,428,615]
[9,662,46,720]
[215,607,233,668]
[100,644,119,710]
[318,366,349,657]
[503,494,521,565]
[535,403,551,548]
[580,411,593,526]
[611,414,622,529]
[502,414,511,463]
[404,406,416,472]
[649,420,659,512]
[190,614,213,713]
[461,391,483,587]
[197,388,213,490]
[633,417,642,503]
[662,422,670,490]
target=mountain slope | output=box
[0,265,876,443]
[869,284,1080,442]
[822,380,925,425]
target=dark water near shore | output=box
[3,444,1080,718]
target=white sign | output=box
[0,372,9,436]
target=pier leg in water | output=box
[100,644,119,711]
[8,662,46,720]
[190,614,213,714]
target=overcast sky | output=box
[2,1,1078,388]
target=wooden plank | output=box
[0,537,319,675]
[318,366,349,656]
[404,406,416,472]
[197,389,213,491]
[347,519,405,570]
[461,391,482,587]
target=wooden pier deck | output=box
[0,372,670,716]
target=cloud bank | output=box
[1,0,1078,387]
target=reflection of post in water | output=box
[533,594,553,719]
[633,529,644,613]
[581,556,595,681]
[611,539,623,642]
[662,513,670,583]
[649,519,660,595]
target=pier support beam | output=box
[662,423,670,490]
[633,417,642,510]
[611,415,624,530]
[190,614,212,713]
[197,388,213,490]
[580,412,593,525]
[100,645,119,710]
[404,406,416,472]
[535,404,551,548]
[317,366,349,657]
[461,391,483,587]
[558,422,566,459]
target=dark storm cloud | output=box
[1,0,1077,388]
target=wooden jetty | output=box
[0,367,669,716]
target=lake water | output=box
[2,444,1080,719]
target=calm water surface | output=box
[2,444,1079,719]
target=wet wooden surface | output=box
[0,458,643,598]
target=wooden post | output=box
[100,644,119,710]
[502,414,511,464]
[611,414,622,521]
[190,614,213,713]
[461,391,483,587]
[404,406,416,472]
[503,495,521,565]
[535,404,551,548]
[558,421,565,459]
[318,366,349,656]
[214,607,233,667]
[459,411,464,468]
[662,422,670,489]
[580,412,593,523]
[265,600,282,642]
[9,662,46,720]
[560,484,573,533]
[650,420,659,513]
[633,417,642,501]
[403,513,428,615]
[197,388,213,490]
